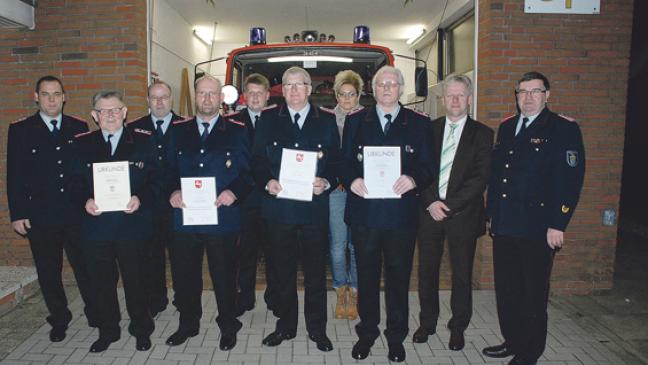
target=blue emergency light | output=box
[353,25,370,44]
[250,27,266,45]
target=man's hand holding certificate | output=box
[277,148,318,201]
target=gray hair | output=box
[194,74,222,91]
[148,79,172,96]
[92,90,124,107]
[333,70,364,95]
[372,65,405,97]
[442,74,473,95]
[282,66,312,85]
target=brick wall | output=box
[475,0,633,294]
[0,0,148,265]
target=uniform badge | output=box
[225,159,232,168]
[530,138,545,144]
[357,153,363,162]
[405,145,413,153]
[132,161,144,169]
[561,205,570,214]
[317,151,324,159]
[566,150,578,167]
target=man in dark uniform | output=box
[128,80,184,317]
[483,72,585,365]
[235,73,277,317]
[414,74,493,350]
[70,90,158,352]
[341,65,435,363]
[252,66,340,352]
[6,75,96,342]
[166,75,253,351]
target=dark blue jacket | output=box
[70,128,161,242]
[341,105,435,230]
[252,103,342,225]
[170,115,253,234]
[234,108,264,209]
[6,112,88,228]
[487,107,585,239]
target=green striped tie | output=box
[438,123,458,198]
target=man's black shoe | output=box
[351,339,374,360]
[412,326,435,343]
[235,303,254,317]
[483,343,514,358]
[508,356,537,365]
[49,326,67,342]
[89,336,119,353]
[165,329,199,346]
[387,342,406,362]
[219,333,237,351]
[136,336,151,351]
[449,331,465,351]
[262,331,296,346]
[308,333,333,352]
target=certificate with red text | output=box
[363,146,401,199]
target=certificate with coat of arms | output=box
[363,146,401,199]
[277,148,317,202]
[181,177,218,225]
[93,161,131,212]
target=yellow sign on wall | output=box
[524,0,600,14]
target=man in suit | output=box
[341,66,435,363]
[413,74,493,350]
[166,75,253,351]
[6,75,96,342]
[483,72,585,365]
[71,90,158,352]
[235,73,277,317]
[129,80,184,317]
[252,66,340,352]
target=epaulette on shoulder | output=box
[500,114,516,123]
[10,116,27,124]
[347,108,364,117]
[223,110,240,118]
[262,104,277,111]
[226,118,245,127]
[412,109,429,118]
[134,128,152,136]
[173,117,192,125]
[74,130,93,138]
[319,106,335,115]
[558,113,577,122]
[68,115,88,124]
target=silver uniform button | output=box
[158,156,163,160]
[60,188,64,192]
[158,145,162,149]
[503,178,507,183]
[57,160,62,164]
[226,152,231,156]
[199,163,204,167]
[509,150,513,154]
[200,149,204,154]
[505,164,509,168]
[56,146,61,151]
[60,173,64,178]
[535,148,540,151]
[32,149,37,153]
[502,193,507,198]
[294,143,299,147]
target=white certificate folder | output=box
[363,146,401,199]
[93,161,131,212]
[181,177,218,225]
[277,148,318,202]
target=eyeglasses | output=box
[95,107,124,116]
[337,91,358,98]
[515,88,547,97]
[149,95,170,102]
[376,81,400,89]
[283,82,310,89]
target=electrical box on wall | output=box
[0,0,35,29]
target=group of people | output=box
[7,65,584,365]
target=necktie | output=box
[200,122,210,143]
[106,134,114,156]
[293,113,301,130]
[438,123,459,199]
[50,120,59,137]
[155,120,164,141]
[254,115,259,128]
[384,114,392,134]
[517,117,529,136]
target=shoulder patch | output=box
[412,109,429,118]
[500,114,516,123]
[10,116,28,124]
[74,130,93,138]
[223,110,240,118]
[262,104,277,111]
[348,108,364,117]
[134,128,152,136]
[226,118,245,127]
[173,117,193,125]
[319,106,335,115]
[67,115,88,124]
[558,113,577,122]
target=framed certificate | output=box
[277,148,317,202]
[93,161,131,212]
[363,146,401,199]
[181,177,218,225]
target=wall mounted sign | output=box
[524,0,600,14]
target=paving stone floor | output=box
[0,289,644,365]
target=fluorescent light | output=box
[193,28,213,45]
[406,28,426,45]
[268,56,353,63]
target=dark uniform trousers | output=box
[417,117,493,333]
[341,105,435,344]
[6,112,96,329]
[487,107,585,362]
[235,108,276,312]
[129,113,184,314]
[168,115,252,336]
[71,128,160,340]
[252,104,341,336]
